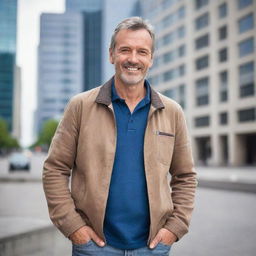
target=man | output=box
[43,17,197,256]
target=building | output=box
[36,12,84,133]
[66,0,103,91]
[141,0,256,166]
[0,0,18,132]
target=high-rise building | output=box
[36,13,84,132]
[0,0,18,132]
[66,0,103,91]
[141,0,256,166]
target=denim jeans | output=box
[72,240,171,256]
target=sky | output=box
[17,0,65,147]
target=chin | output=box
[120,74,145,86]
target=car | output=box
[9,152,30,171]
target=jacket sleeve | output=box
[164,105,197,241]
[42,97,86,237]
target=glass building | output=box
[0,0,17,131]
[66,0,103,91]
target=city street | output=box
[0,155,256,256]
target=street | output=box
[0,155,256,256]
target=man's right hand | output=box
[69,226,105,247]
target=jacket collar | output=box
[95,76,165,110]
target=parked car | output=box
[9,152,30,171]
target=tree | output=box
[0,118,20,154]
[33,119,59,149]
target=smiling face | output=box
[109,29,153,87]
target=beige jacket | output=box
[43,78,197,244]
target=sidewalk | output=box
[197,166,256,193]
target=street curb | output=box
[198,179,256,194]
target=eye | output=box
[120,48,130,53]
[138,50,149,56]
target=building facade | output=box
[0,0,18,132]
[141,0,256,166]
[66,0,103,91]
[36,13,84,133]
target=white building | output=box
[141,0,256,166]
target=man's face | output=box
[109,29,153,86]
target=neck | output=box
[114,77,146,104]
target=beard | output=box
[116,61,148,86]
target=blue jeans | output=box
[72,240,171,256]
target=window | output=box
[237,0,253,9]
[195,116,210,127]
[195,13,209,30]
[195,34,209,50]
[219,3,227,18]
[219,71,228,102]
[219,25,227,40]
[195,0,209,10]
[219,112,228,125]
[238,13,254,33]
[179,45,186,57]
[239,37,254,57]
[238,108,255,122]
[219,48,228,62]
[196,55,209,70]
[196,77,209,106]
[239,62,254,97]
[162,84,186,108]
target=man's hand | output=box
[69,226,105,247]
[149,228,177,249]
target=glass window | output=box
[238,13,254,33]
[239,61,254,97]
[219,3,227,18]
[196,55,209,70]
[219,25,228,40]
[195,0,209,10]
[219,112,228,125]
[219,48,228,62]
[195,116,210,127]
[237,0,253,9]
[238,108,255,122]
[219,71,228,102]
[195,77,209,106]
[239,37,254,57]
[195,13,209,30]
[195,34,209,50]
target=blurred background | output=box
[0,0,255,255]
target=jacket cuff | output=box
[163,217,188,241]
[56,214,87,238]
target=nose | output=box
[127,50,139,63]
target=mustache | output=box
[123,61,143,69]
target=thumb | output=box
[90,230,105,247]
[149,232,162,249]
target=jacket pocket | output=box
[155,131,175,165]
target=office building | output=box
[140,0,256,166]
[0,0,18,132]
[36,12,84,132]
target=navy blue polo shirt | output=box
[103,80,151,250]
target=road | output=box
[0,155,256,255]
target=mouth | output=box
[123,64,142,72]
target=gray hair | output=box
[110,16,155,54]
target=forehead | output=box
[115,29,152,50]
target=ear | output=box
[109,48,114,64]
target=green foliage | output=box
[33,119,59,149]
[0,118,20,151]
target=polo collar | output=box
[95,76,165,110]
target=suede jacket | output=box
[42,78,197,244]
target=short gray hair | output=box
[110,16,155,54]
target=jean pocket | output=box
[158,242,172,249]
[72,240,93,248]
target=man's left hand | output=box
[149,228,177,249]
